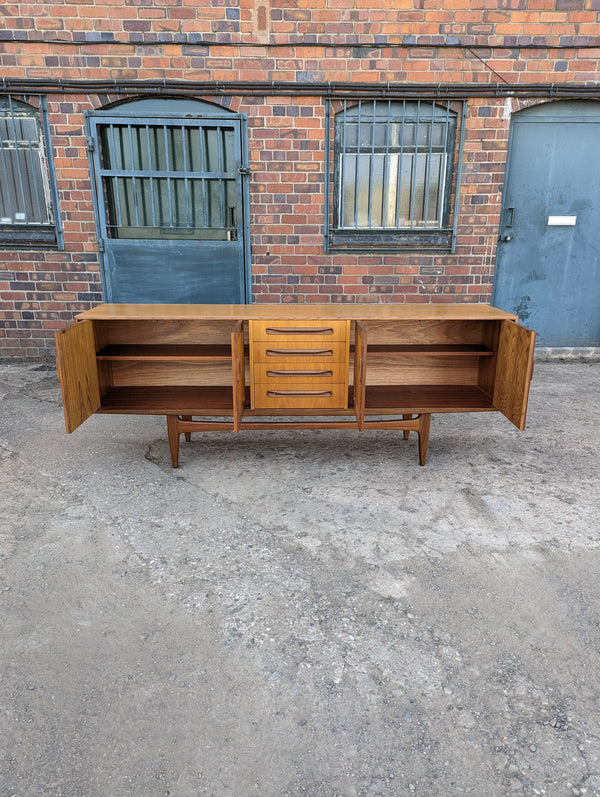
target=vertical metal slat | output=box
[7,96,29,223]
[133,125,147,226]
[27,136,44,222]
[410,100,421,230]
[423,101,436,229]
[0,136,15,221]
[381,100,392,228]
[409,101,421,229]
[173,124,183,227]
[145,125,157,227]
[163,124,174,228]
[367,100,376,229]
[451,101,467,254]
[439,101,452,228]
[199,127,209,229]
[340,100,347,228]
[127,124,140,228]
[354,101,362,229]
[109,125,124,228]
[181,125,191,228]
[217,126,226,228]
[395,101,407,228]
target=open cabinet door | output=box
[493,320,536,430]
[55,321,101,433]
[231,320,245,432]
[354,321,367,431]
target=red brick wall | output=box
[1,1,600,357]
[2,0,599,48]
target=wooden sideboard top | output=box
[76,303,519,323]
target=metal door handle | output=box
[499,234,512,242]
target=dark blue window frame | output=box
[325,99,466,254]
[0,95,63,249]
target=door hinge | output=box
[86,137,95,152]
[97,238,104,253]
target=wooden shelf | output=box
[353,344,494,356]
[96,344,239,361]
[98,385,236,414]
[363,385,494,413]
[97,384,494,417]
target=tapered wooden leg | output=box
[182,415,192,442]
[166,415,180,468]
[402,414,413,440]
[417,413,431,466]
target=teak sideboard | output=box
[55,303,536,467]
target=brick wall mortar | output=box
[0,0,599,49]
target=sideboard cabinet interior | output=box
[55,304,536,467]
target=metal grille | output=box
[0,96,53,227]
[335,100,456,231]
[98,120,238,240]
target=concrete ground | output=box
[0,359,599,797]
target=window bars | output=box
[0,95,61,247]
[325,99,466,252]
[97,120,238,240]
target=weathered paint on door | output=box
[492,101,600,347]
[87,99,251,304]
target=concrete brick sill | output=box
[535,346,600,362]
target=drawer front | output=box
[253,382,348,409]
[250,319,349,342]
[252,362,345,384]
[249,319,350,410]
[252,340,348,364]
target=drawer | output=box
[250,319,349,342]
[252,362,346,384]
[252,340,349,364]
[253,382,348,410]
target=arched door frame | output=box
[85,96,252,303]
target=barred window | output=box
[0,96,61,248]
[98,121,238,240]
[326,100,464,253]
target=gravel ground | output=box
[0,360,599,797]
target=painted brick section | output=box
[0,1,600,356]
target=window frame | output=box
[96,118,239,241]
[0,95,63,250]
[324,98,466,254]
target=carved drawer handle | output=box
[267,369,333,377]
[266,348,333,356]
[266,327,334,335]
[266,390,333,397]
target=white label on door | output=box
[547,215,577,226]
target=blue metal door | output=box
[87,101,250,303]
[492,101,600,346]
